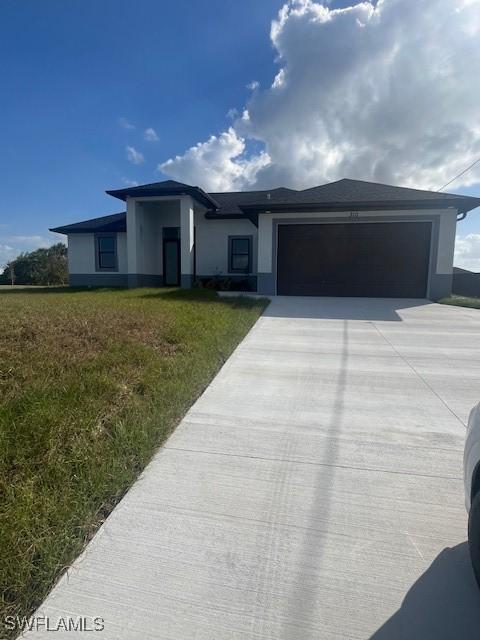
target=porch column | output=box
[257,213,275,295]
[126,197,142,287]
[180,196,194,288]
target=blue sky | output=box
[1,0,480,269]
[0,0,280,260]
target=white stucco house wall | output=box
[51,178,480,300]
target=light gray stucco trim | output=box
[263,214,448,300]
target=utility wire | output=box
[437,157,480,192]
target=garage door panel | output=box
[277,222,431,297]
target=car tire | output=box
[468,491,480,588]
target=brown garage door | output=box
[277,222,431,297]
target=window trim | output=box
[95,233,118,272]
[228,235,252,273]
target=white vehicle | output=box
[464,402,480,587]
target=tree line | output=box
[0,243,68,286]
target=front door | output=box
[163,238,180,286]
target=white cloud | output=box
[226,108,239,120]
[0,244,16,270]
[455,234,480,272]
[4,235,47,245]
[158,127,270,191]
[144,127,159,142]
[126,145,145,165]
[118,117,135,130]
[122,177,139,187]
[0,234,55,270]
[159,0,480,192]
[246,80,260,91]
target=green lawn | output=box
[438,295,480,309]
[0,287,267,634]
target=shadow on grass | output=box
[139,287,269,308]
[0,285,269,311]
[0,286,129,295]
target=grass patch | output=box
[0,287,267,634]
[438,295,480,309]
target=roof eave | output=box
[49,219,127,235]
[106,186,220,210]
[457,199,480,214]
[204,212,248,220]
[240,198,480,214]
[49,226,68,235]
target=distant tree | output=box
[1,243,68,285]
[0,261,15,285]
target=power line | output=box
[437,156,480,192]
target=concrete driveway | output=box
[27,297,480,639]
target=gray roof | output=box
[208,179,480,217]
[299,179,468,203]
[50,212,126,235]
[51,178,480,234]
[106,180,219,209]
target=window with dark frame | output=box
[229,237,251,272]
[97,235,117,270]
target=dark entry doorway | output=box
[163,238,180,286]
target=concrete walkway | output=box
[26,298,480,639]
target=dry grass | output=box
[0,287,267,636]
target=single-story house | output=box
[51,178,480,299]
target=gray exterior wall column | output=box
[180,196,195,288]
